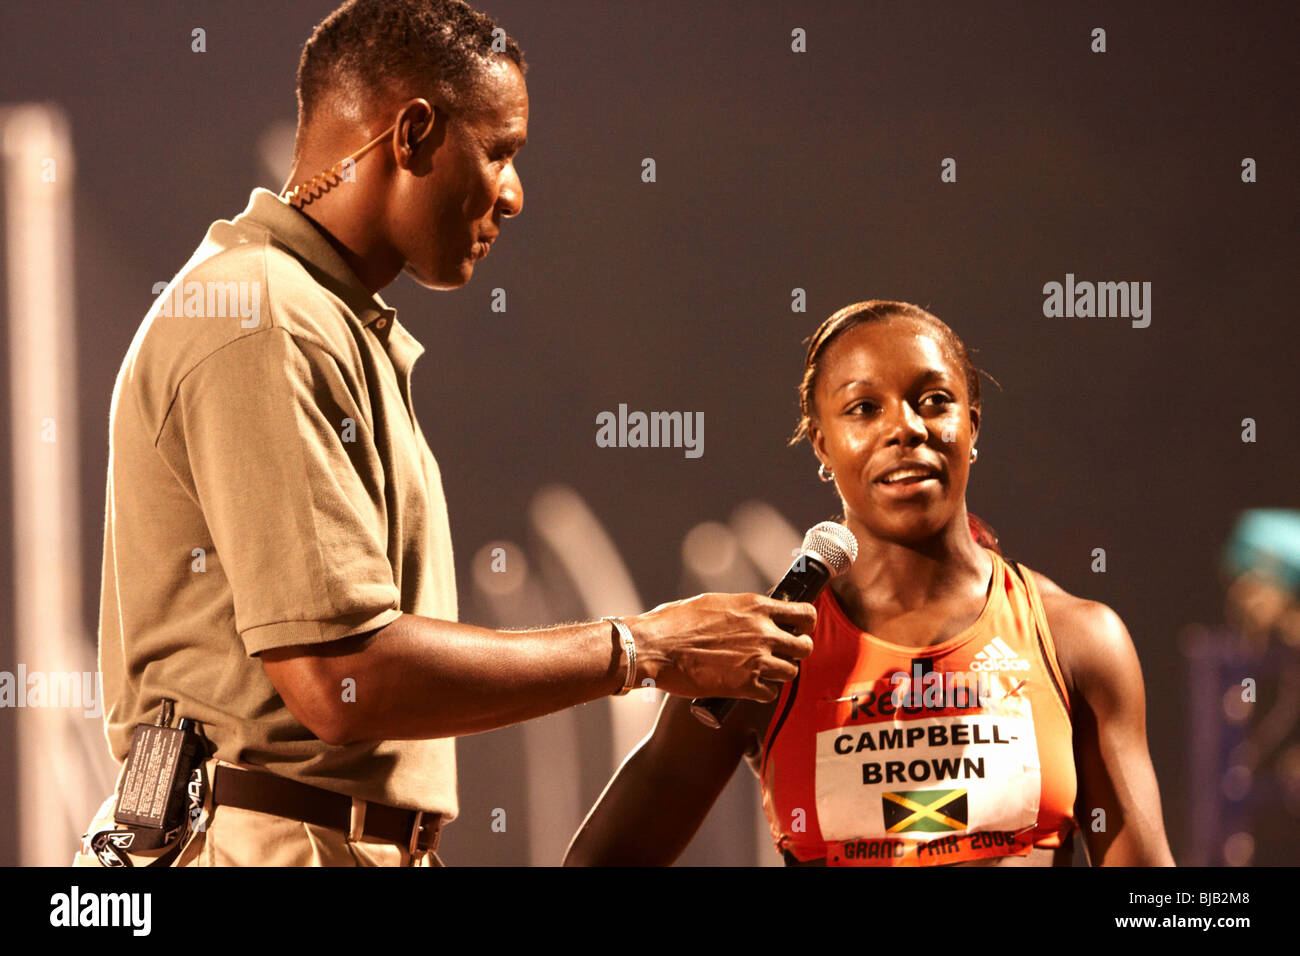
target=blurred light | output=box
[1223,832,1255,867]
[472,540,528,598]
[3,102,116,863]
[527,485,655,773]
[730,500,800,584]
[528,484,641,618]
[1221,764,1252,802]
[682,522,739,579]
[1221,685,1252,724]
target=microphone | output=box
[690,521,858,729]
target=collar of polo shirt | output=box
[241,188,397,335]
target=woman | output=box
[564,300,1175,866]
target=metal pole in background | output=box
[2,102,114,865]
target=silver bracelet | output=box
[602,616,637,696]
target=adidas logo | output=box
[969,637,1030,672]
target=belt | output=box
[212,765,442,854]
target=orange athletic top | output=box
[758,550,1077,865]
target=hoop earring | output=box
[970,448,979,463]
[818,463,835,483]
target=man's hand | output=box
[627,593,815,701]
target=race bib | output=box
[814,687,1041,865]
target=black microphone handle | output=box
[689,555,832,729]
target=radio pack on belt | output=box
[89,699,210,867]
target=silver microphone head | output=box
[800,521,858,576]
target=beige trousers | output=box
[73,759,442,867]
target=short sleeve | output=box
[159,327,401,656]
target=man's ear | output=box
[395,98,440,165]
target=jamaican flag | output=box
[882,789,968,833]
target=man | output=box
[75,0,814,867]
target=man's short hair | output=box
[297,0,527,126]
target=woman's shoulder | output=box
[1015,563,1138,708]
[1019,565,1129,641]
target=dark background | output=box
[1,0,1297,865]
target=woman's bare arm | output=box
[563,695,760,865]
[1037,575,1176,866]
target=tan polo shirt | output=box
[98,187,457,816]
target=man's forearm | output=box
[263,591,817,744]
[306,613,624,742]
